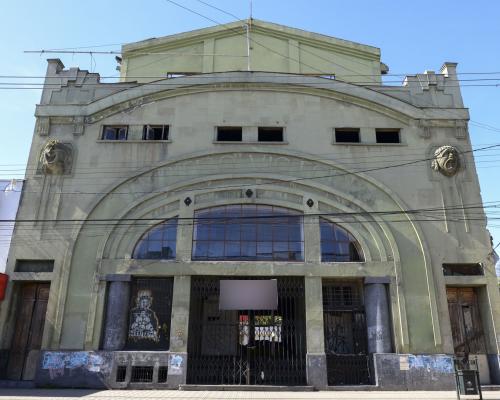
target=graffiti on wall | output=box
[408,355,454,373]
[128,289,160,342]
[42,351,110,379]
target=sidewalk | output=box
[0,390,498,400]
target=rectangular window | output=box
[258,127,284,142]
[443,263,484,276]
[15,260,54,273]
[102,125,128,140]
[143,125,169,140]
[335,129,360,143]
[216,127,242,142]
[376,129,400,143]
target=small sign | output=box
[400,355,410,370]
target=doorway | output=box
[322,281,370,385]
[447,287,486,357]
[7,282,50,380]
[187,276,306,385]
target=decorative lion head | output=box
[431,145,460,177]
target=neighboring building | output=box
[0,20,499,389]
[0,180,23,273]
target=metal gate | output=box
[187,276,306,385]
[322,281,371,385]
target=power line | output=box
[2,143,500,195]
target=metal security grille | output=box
[115,366,127,382]
[322,281,371,385]
[130,366,154,383]
[187,276,306,385]
[125,278,174,350]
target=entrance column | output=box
[167,275,191,388]
[364,277,392,354]
[102,275,131,350]
[305,276,328,389]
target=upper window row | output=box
[132,205,363,262]
[101,125,400,144]
[334,128,400,144]
[102,125,169,141]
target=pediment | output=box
[121,20,383,84]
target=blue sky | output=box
[1,0,500,245]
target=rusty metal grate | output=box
[130,366,154,383]
[158,366,168,383]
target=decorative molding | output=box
[418,119,431,138]
[35,117,50,136]
[73,116,85,136]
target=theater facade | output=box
[1,20,499,390]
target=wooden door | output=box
[7,283,50,380]
[447,287,486,355]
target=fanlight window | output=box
[133,218,178,259]
[320,219,363,262]
[192,205,304,261]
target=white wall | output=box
[0,180,23,273]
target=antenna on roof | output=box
[250,0,253,20]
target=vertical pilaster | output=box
[364,277,392,354]
[305,276,327,389]
[167,275,191,388]
[176,193,194,262]
[102,275,131,351]
[303,197,320,264]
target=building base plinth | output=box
[372,353,455,390]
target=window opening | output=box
[192,205,303,261]
[335,129,360,143]
[217,127,242,141]
[443,263,483,276]
[320,219,363,262]
[375,129,400,143]
[143,125,169,140]
[130,366,154,383]
[115,366,127,383]
[15,260,54,273]
[158,366,168,383]
[258,127,284,142]
[102,125,128,140]
[133,218,177,259]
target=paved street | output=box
[0,390,499,400]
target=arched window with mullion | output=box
[320,218,363,262]
[192,205,304,261]
[133,217,178,259]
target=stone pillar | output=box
[364,277,392,354]
[102,275,131,351]
[305,276,328,389]
[167,275,191,388]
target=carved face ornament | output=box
[40,139,71,175]
[432,145,460,177]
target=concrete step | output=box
[326,385,379,391]
[0,380,35,389]
[179,384,315,391]
[481,385,500,391]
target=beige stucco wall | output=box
[120,20,382,84]
[0,41,498,362]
